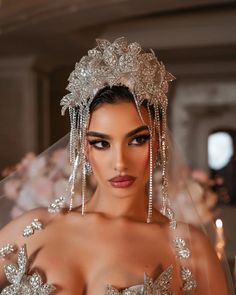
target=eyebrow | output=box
[86,125,149,140]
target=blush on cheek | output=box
[133,149,150,175]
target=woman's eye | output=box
[88,140,110,150]
[130,134,150,145]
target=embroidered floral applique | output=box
[144,265,173,295]
[105,265,173,295]
[0,244,16,260]
[48,197,66,214]
[22,219,43,238]
[181,267,197,292]
[173,237,197,292]
[174,237,190,260]
[1,244,56,295]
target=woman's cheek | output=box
[132,146,150,171]
[89,150,110,178]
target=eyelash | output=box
[88,134,150,150]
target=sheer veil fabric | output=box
[0,132,234,294]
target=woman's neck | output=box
[85,186,148,222]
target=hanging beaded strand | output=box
[59,38,176,218]
[69,107,78,165]
[147,104,154,224]
[68,106,79,211]
[154,105,161,160]
[68,154,79,211]
[81,156,86,215]
[160,106,169,216]
[132,96,153,223]
[132,91,146,125]
[81,107,90,215]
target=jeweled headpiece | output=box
[60,37,175,222]
[61,37,174,114]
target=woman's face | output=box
[86,101,157,198]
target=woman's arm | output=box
[0,207,50,289]
[191,227,229,295]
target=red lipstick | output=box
[109,175,136,188]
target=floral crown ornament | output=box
[60,37,175,115]
[60,37,175,221]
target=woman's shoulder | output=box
[170,221,216,261]
[174,221,213,249]
[175,222,228,281]
[0,207,53,246]
[0,207,60,291]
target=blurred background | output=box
[0,0,236,284]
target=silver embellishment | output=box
[160,206,177,230]
[85,160,93,175]
[0,244,16,259]
[144,265,173,295]
[1,244,56,295]
[105,285,138,295]
[60,36,175,175]
[22,219,43,237]
[181,267,197,291]
[61,37,175,115]
[105,265,174,295]
[174,237,190,259]
[58,36,196,292]
[48,196,66,213]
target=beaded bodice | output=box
[0,204,197,294]
[0,243,174,295]
[0,242,196,295]
[105,265,174,295]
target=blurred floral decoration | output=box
[2,148,221,225]
[172,168,219,225]
[1,149,74,218]
[154,167,220,225]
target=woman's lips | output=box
[109,175,136,188]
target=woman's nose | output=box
[113,147,127,173]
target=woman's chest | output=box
[18,216,176,294]
[25,230,175,294]
[29,250,176,295]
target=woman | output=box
[0,37,230,294]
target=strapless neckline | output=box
[105,264,174,294]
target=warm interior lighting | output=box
[208,132,233,170]
[215,218,223,228]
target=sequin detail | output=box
[160,206,177,230]
[181,267,197,292]
[105,285,142,295]
[59,37,175,212]
[174,237,190,259]
[0,244,16,259]
[105,265,174,295]
[48,196,66,213]
[60,37,175,116]
[1,244,56,295]
[22,219,43,237]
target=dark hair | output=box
[90,85,134,113]
[90,85,156,118]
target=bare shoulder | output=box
[176,223,220,260]
[0,207,51,246]
[175,222,229,294]
[174,222,210,244]
[0,207,55,288]
[175,222,219,265]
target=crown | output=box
[60,37,175,115]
